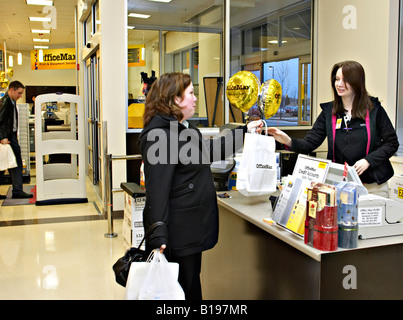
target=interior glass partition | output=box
[127,0,223,130]
[127,0,312,129]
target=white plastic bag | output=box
[236,132,277,196]
[125,250,185,300]
[0,143,17,171]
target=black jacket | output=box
[0,93,17,140]
[291,97,399,184]
[139,114,247,257]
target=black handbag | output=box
[112,221,165,287]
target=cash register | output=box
[326,161,403,239]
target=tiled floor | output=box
[0,176,126,300]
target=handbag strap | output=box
[137,221,166,249]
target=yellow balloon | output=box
[259,79,282,119]
[6,67,13,78]
[0,71,5,79]
[0,79,9,89]
[226,71,260,112]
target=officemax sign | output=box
[31,48,76,70]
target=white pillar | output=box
[100,0,128,210]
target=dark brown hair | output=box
[331,60,372,120]
[143,72,191,127]
[8,80,25,90]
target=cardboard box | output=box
[123,192,145,248]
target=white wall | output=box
[314,0,399,124]
[99,0,127,210]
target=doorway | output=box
[85,51,101,193]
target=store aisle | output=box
[0,178,126,300]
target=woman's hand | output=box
[353,159,370,176]
[159,244,166,253]
[0,138,9,144]
[266,127,292,147]
[247,120,264,134]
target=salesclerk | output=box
[156,304,190,318]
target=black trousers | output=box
[169,252,202,300]
[0,132,24,195]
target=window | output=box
[126,0,312,129]
[262,57,310,126]
[127,0,223,130]
[230,1,312,126]
[83,1,99,45]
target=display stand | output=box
[34,93,87,205]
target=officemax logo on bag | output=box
[256,164,273,169]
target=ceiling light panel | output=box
[26,0,54,5]
[32,29,51,33]
[29,17,52,22]
[128,13,151,19]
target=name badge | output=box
[336,118,342,129]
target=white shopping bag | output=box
[0,144,17,171]
[125,250,185,300]
[236,132,277,196]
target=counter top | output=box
[216,190,403,261]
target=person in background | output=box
[267,60,399,197]
[139,72,263,299]
[0,81,33,199]
[31,95,36,115]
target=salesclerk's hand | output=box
[353,159,370,175]
[266,127,292,147]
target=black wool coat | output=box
[291,97,399,184]
[139,114,247,257]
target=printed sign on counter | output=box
[292,154,331,183]
[358,207,382,227]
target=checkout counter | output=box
[200,155,403,300]
[122,122,403,299]
[201,190,403,299]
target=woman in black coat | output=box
[268,61,399,197]
[139,72,262,299]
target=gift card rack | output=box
[272,155,362,237]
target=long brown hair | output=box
[331,60,372,119]
[143,72,191,127]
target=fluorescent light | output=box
[268,40,287,44]
[26,0,53,5]
[128,13,151,19]
[33,38,50,42]
[8,55,13,67]
[18,53,22,65]
[29,17,51,22]
[147,0,172,2]
[127,26,135,29]
[32,29,51,33]
[34,45,49,49]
